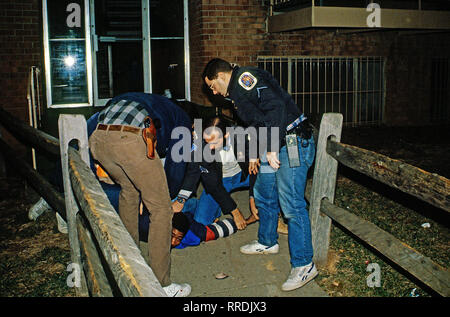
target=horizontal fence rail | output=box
[0,106,65,220]
[326,139,450,213]
[76,213,114,296]
[310,112,450,297]
[0,106,60,155]
[0,137,66,220]
[320,197,450,297]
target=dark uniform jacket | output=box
[227,66,303,154]
[177,132,257,215]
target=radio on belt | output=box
[286,134,300,167]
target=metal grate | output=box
[257,56,385,126]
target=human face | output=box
[171,228,185,248]
[203,129,224,151]
[205,72,230,97]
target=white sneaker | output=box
[240,240,279,255]
[28,197,52,220]
[163,283,192,297]
[281,262,318,291]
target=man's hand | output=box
[231,208,247,230]
[139,202,144,215]
[249,197,259,220]
[249,158,260,175]
[245,197,259,225]
[171,200,185,213]
[266,152,280,170]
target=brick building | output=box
[1,0,449,154]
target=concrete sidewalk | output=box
[144,188,327,297]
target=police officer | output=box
[202,58,317,291]
[88,93,191,297]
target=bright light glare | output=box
[64,56,76,67]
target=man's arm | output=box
[205,218,238,241]
[172,159,201,212]
[200,165,247,230]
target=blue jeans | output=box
[254,136,315,268]
[183,171,250,225]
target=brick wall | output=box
[0,0,448,148]
[189,0,450,126]
[0,0,41,152]
[189,0,267,106]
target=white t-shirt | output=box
[219,144,242,178]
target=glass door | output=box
[149,0,188,100]
[91,0,146,105]
[91,0,189,106]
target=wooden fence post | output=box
[309,113,343,268]
[58,114,90,296]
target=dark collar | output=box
[227,66,240,96]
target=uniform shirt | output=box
[227,66,302,154]
[98,99,150,128]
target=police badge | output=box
[238,72,257,90]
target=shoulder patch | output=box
[238,72,257,91]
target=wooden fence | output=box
[0,106,165,297]
[309,113,450,297]
[1,106,449,296]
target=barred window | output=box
[257,56,385,126]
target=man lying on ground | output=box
[171,211,257,249]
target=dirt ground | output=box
[0,181,75,297]
[0,124,449,297]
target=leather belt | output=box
[97,124,141,135]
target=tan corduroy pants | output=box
[89,127,173,287]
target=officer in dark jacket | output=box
[202,59,317,292]
[171,117,252,230]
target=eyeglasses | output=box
[208,79,216,91]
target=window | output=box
[257,56,385,126]
[43,0,92,107]
[42,0,190,108]
[91,0,145,102]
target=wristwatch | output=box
[176,196,186,204]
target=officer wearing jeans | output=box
[202,58,318,291]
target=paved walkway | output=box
[143,188,327,297]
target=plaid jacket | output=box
[98,99,149,127]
